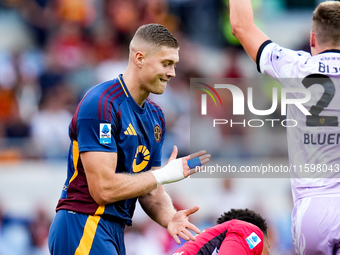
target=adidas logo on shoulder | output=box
[124,123,137,136]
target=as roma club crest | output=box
[154,125,162,143]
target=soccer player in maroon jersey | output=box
[172,209,270,255]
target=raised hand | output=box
[151,146,211,186]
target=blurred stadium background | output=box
[0,0,322,254]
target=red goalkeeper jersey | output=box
[172,219,264,255]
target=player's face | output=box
[261,235,270,255]
[141,46,179,94]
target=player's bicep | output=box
[80,151,118,204]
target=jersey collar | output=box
[319,49,340,54]
[118,74,146,114]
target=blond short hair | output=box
[131,23,179,49]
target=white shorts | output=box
[292,196,340,255]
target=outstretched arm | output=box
[81,146,210,205]
[80,151,156,205]
[229,0,270,62]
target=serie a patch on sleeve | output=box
[100,123,111,144]
[246,232,261,250]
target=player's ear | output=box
[134,51,144,68]
[310,31,316,48]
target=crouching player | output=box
[172,209,270,255]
